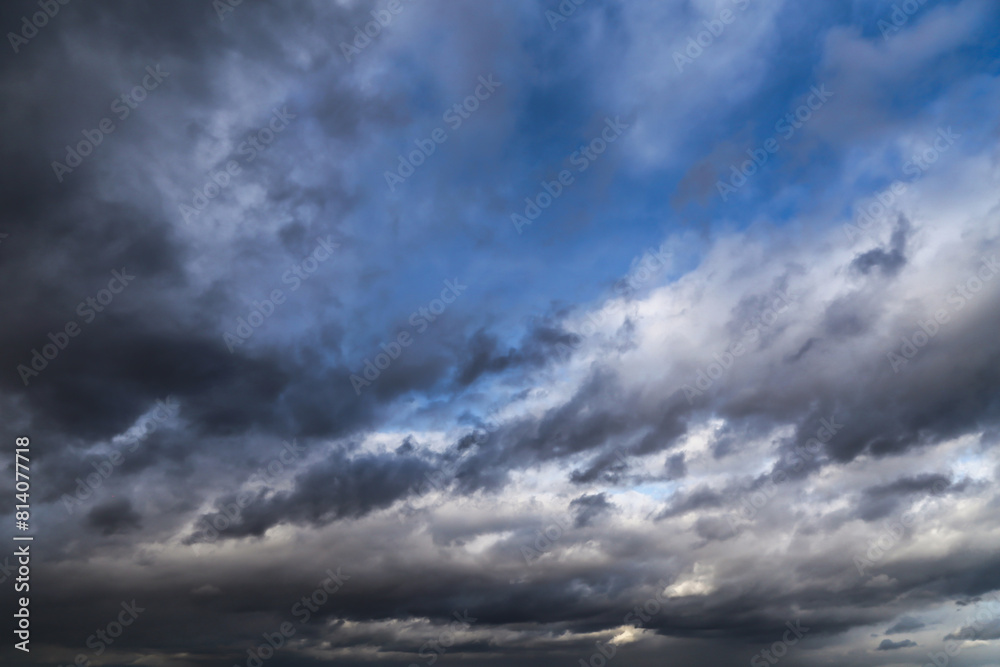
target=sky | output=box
[1,0,1000,666]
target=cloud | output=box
[878,638,917,650]
[570,492,616,528]
[2,0,1000,665]
[886,615,926,634]
[87,498,142,536]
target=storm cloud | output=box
[1,1,999,666]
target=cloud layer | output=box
[2,1,999,666]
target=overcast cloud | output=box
[2,1,1000,666]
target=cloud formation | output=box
[1,1,999,666]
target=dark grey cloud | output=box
[665,452,687,480]
[2,1,1000,666]
[851,215,910,276]
[945,618,1000,641]
[188,447,443,541]
[454,323,580,387]
[655,486,724,520]
[87,497,142,536]
[886,615,926,634]
[570,492,615,527]
[856,473,952,521]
